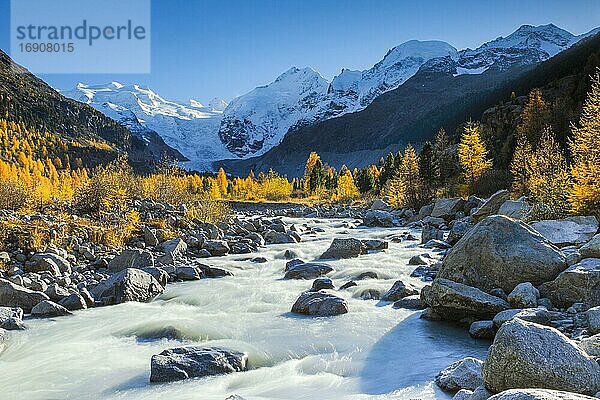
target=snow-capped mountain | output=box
[218,40,456,158]
[61,82,231,170]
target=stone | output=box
[79,288,94,308]
[581,234,600,259]
[363,210,395,227]
[469,386,494,400]
[284,263,333,280]
[30,252,71,273]
[58,293,87,311]
[45,283,70,302]
[431,198,467,220]
[507,282,539,309]
[263,231,298,245]
[203,240,230,256]
[0,279,49,313]
[108,249,154,272]
[311,278,334,291]
[436,357,484,392]
[498,198,532,220]
[339,281,357,290]
[355,271,378,280]
[539,258,600,308]
[422,224,444,244]
[0,306,25,330]
[160,238,188,259]
[469,320,496,339]
[483,319,600,395]
[588,307,600,334]
[90,268,164,306]
[143,226,159,247]
[196,265,232,278]
[530,216,599,247]
[175,266,202,281]
[371,199,392,211]
[359,289,380,300]
[472,190,511,221]
[421,278,510,320]
[291,290,348,316]
[408,254,430,265]
[31,300,72,317]
[493,308,551,328]
[438,216,567,293]
[319,238,366,259]
[447,220,474,246]
[361,239,388,251]
[578,334,600,357]
[142,267,169,288]
[381,280,419,302]
[393,295,427,310]
[422,239,452,249]
[487,389,597,400]
[24,256,61,276]
[150,346,248,383]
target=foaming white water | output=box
[0,218,489,400]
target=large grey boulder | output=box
[438,216,567,293]
[421,278,510,320]
[0,307,25,330]
[435,357,483,392]
[422,224,444,244]
[371,199,393,211]
[581,234,600,259]
[91,268,163,306]
[0,279,49,312]
[263,231,298,244]
[158,238,188,263]
[291,290,348,316]
[469,320,496,339]
[498,198,532,220]
[488,389,597,400]
[284,262,333,280]
[23,256,60,276]
[431,198,466,220]
[363,210,395,227]
[319,238,366,259]
[203,240,230,256]
[447,219,474,246]
[530,216,599,247]
[58,293,87,311]
[539,258,600,308]
[492,308,551,328]
[507,282,539,309]
[150,346,248,383]
[31,300,72,317]
[30,252,71,273]
[108,249,154,272]
[578,334,600,357]
[472,190,511,221]
[381,280,419,302]
[587,307,600,334]
[483,319,600,395]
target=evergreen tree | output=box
[569,71,600,216]
[418,141,439,185]
[518,88,551,146]
[308,158,326,194]
[433,127,452,185]
[458,121,492,191]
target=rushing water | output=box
[0,217,489,400]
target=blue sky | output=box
[0,0,599,103]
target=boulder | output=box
[581,234,600,259]
[23,256,60,276]
[30,252,71,273]
[578,334,600,357]
[284,263,333,280]
[361,239,388,251]
[472,190,511,221]
[45,283,70,302]
[498,198,532,220]
[150,346,248,383]
[291,290,348,316]
[311,278,334,291]
[469,320,496,339]
[202,240,230,256]
[142,267,169,288]
[438,216,567,293]
[371,199,392,211]
[393,295,427,310]
[422,224,444,244]
[431,198,466,220]
[175,266,202,281]
[482,319,600,395]
[31,300,72,317]
[0,279,49,312]
[421,278,510,320]
[435,357,484,392]
[108,249,154,272]
[263,231,298,245]
[507,282,539,309]
[0,306,25,330]
[381,280,419,302]
[58,293,87,311]
[320,238,367,259]
[363,210,395,227]
[587,306,600,334]
[539,258,600,308]
[530,216,598,247]
[492,308,551,328]
[487,389,597,400]
[90,268,163,306]
[143,226,159,247]
[447,220,474,246]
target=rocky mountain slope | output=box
[218,25,600,177]
[62,83,228,170]
[0,50,182,170]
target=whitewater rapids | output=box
[0,217,488,399]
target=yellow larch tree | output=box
[458,121,492,191]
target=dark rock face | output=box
[483,319,600,396]
[291,291,348,316]
[150,346,248,383]
[90,268,163,306]
[421,278,510,320]
[108,249,154,272]
[438,216,567,293]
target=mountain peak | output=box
[383,40,457,63]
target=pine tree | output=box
[419,141,439,186]
[569,71,600,216]
[458,121,492,191]
[433,128,453,185]
[308,158,326,194]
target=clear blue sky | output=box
[0,0,599,103]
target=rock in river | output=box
[31,300,72,317]
[150,346,248,383]
[284,262,333,280]
[438,216,567,293]
[91,268,164,306]
[319,238,366,259]
[435,357,483,392]
[483,319,600,395]
[291,290,348,316]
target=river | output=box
[0,217,489,399]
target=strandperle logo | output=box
[10,0,151,74]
